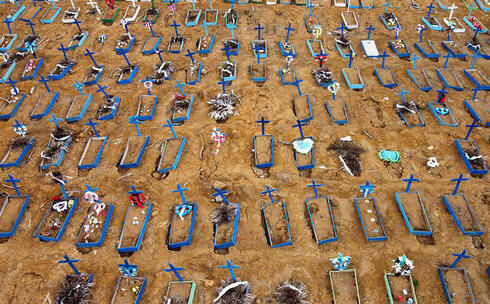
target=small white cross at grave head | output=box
[448,3,458,20]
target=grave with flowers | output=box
[443,4,465,33]
[117,186,153,253]
[111,260,147,303]
[0,17,17,52]
[442,175,483,235]
[5,0,26,22]
[328,253,361,303]
[96,84,121,120]
[292,119,314,170]
[134,77,158,120]
[66,80,92,123]
[168,184,197,249]
[435,53,464,92]
[119,117,149,168]
[185,49,203,85]
[306,24,324,58]
[19,0,43,23]
[196,22,214,56]
[20,39,43,81]
[141,19,160,54]
[313,51,334,88]
[374,51,398,88]
[31,76,59,119]
[33,178,78,242]
[254,116,273,168]
[463,5,487,32]
[101,0,120,23]
[304,1,319,33]
[167,21,185,54]
[353,181,387,241]
[40,115,73,170]
[143,0,159,23]
[66,19,88,50]
[117,52,139,84]
[78,119,108,169]
[56,255,93,303]
[279,55,296,85]
[204,0,218,26]
[48,43,76,80]
[157,119,186,174]
[260,186,292,248]
[163,263,197,303]
[185,0,201,26]
[0,120,35,169]
[211,188,240,250]
[389,25,410,58]
[438,250,477,304]
[224,1,239,29]
[454,121,487,175]
[384,255,418,304]
[464,86,489,126]
[172,80,194,122]
[0,79,26,119]
[305,180,337,244]
[83,49,104,85]
[380,1,399,30]
[0,175,30,238]
[61,0,80,23]
[75,185,114,248]
[342,50,364,90]
[123,0,140,21]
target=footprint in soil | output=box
[10,273,45,303]
[416,235,435,245]
[385,163,403,178]
[472,236,485,249]
[360,98,386,128]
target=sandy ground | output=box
[0,0,488,303]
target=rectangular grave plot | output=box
[111,276,146,304]
[187,62,202,84]
[0,137,34,168]
[375,68,397,87]
[395,192,432,235]
[464,69,490,89]
[20,5,42,21]
[293,138,314,170]
[428,102,457,126]
[40,136,71,169]
[407,68,432,92]
[354,197,387,241]
[293,95,312,121]
[423,16,443,29]
[254,134,273,168]
[438,268,476,304]
[281,69,296,84]
[22,58,43,80]
[385,274,418,304]
[307,40,323,56]
[169,202,197,248]
[117,204,152,251]
[437,69,463,90]
[398,104,425,127]
[361,40,379,57]
[157,137,185,173]
[165,281,196,303]
[443,194,483,235]
[78,137,107,169]
[120,136,149,168]
[66,94,92,122]
[34,198,78,242]
[0,34,16,50]
[0,61,15,82]
[214,204,240,249]
[251,63,266,81]
[144,8,160,24]
[135,95,157,120]
[40,7,60,23]
[0,93,25,119]
[455,139,487,175]
[342,11,358,29]
[123,5,140,21]
[204,10,217,24]
[142,36,161,54]
[76,203,114,247]
[62,7,80,22]
[326,98,348,125]
[197,35,214,54]
[442,41,465,57]
[343,67,364,89]
[0,195,29,237]
[304,15,319,32]
[306,196,336,244]
[101,7,119,23]
[329,269,361,304]
[417,41,439,58]
[185,10,201,25]
[464,99,489,126]
[172,96,194,122]
[83,65,104,85]
[262,201,292,247]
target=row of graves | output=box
[0,0,487,303]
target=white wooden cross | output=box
[448,3,458,20]
[86,0,101,14]
[42,292,52,304]
[130,0,137,7]
[69,0,76,9]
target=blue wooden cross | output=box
[402,174,419,192]
[396,88,409,102]
[467,4,476,17]
[84,184,99,194]
[50,0,57,8]
[212,188,230,205]
[145,18,155,37]
[419,26,426,43]
[155,48,164,63]
[230,28,235,39]
[443,51,452,69]
[450,250,470,268]
[201,22,209,37]
[337,22,348,38]
[118,259,139,276]
[185,49,196,64]
[163,119,179,139]
[57,43,69,61]
[307,0,314,16]
[347,50,354,68]
[11,0,20,8]
[3,17,13,34]
[411,52,421,69]
[260,185,277,203]
[12,120,26,137]
[253,42,263,64]
[129,116,143,136]
[450,174,469,195]
[5,174,21,196]
[254,23,264,40]
[365,24,375,40]
[219,260,240,282]
[291,76,303,96]
[49,114,63,128]
[359,181,375,198]
[26,21,36,36]
[171,183,189,204]
[436,86,449,103]
[121,19,130,34]
[464,119,479,140]
[84,49,98,67]
[218,79,228,94]
[174,80,187,96]
[140,76,153,95]
[292,119,307,139]
[284,23,295,43]
[121,53,132,67]
[58,179,68,199]
[427,2,435,18]
[473,25,481,40]
[256,116,270,136]
[469,54,480,69]
[96,84,110,99]
[128,185,144,196]
[470,85,481,101]
[5,77,19,95]
[221,43,232,62]
[191,0,196,10]
[383,0,391,13]
[72,80,84,95]
[380,51,390,69]
[72,18,82,32]
[32,0,37,7]
[38,76,51,93]
[170,20,181,37]
[307,179,323,198]
[58,255,81,275]
[209,0,214,10]
[85,119,100,137]
[229,0,236,9]
[164,263,184,282]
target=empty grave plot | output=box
[438,69,462,88]
[308,197,335,241]
[252,63,266,79]
[409,69,431,88]
[330,270,359,304]
[0,196,27,234]
[263,202,289,246]
[308,40,323,54]
[444,195,479,232]
[396,192,430,232]
[343,68,363,86]
[441,268,476,304]
[466,100,490,123]
[1,137,33,166]
[255,135,272,166]
[143,36,160,53]
[466,69,490,87]
[66,95,90,120]
[119,204,150,249]
[158,137,184,171]
[166,281,193,302]
[31,92,57,118]
[376,68,396,84]
[79,137,106,168]
[120,136,148,166]
[293,95,311,120]
[327,99,347,122]
[205,10,217,23]
[169,205,194,245]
